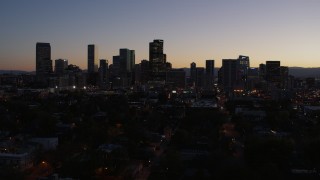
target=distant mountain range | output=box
[1,67,319,78]
[288,67,320,78]
[0,70,32,75]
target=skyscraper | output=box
[196,67,205,88]
[130,50,135,72]
[140,59,150,84]
[238,56,250,70]
[280,66,289,89]
[119,49,135,86]
[222,59,238,93]
[259,63,266,80]
[237,55,250,90]
[36,42,52,76]
[99,59,108,87]
[149,39,166,81]
[190,62,197,87]
[266,61,281,83]
[55,59,68,75]
[205,60,215,89]
[149,39,164,64]
[119,48,131,73]
[88,44,97,73]
[112,55,121,77]
[111,55,123,87]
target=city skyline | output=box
[1,0,320,71]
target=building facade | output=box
[36,42,52,77]
[54,59,68,75]
[88,44,97,73]
[190,62,197,87]
[266,61,281,83]
[99,59,108,88]
[205,60,215,89]
[149,39,167,81]
[222,59,238,93]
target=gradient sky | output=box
[1,0,320,71]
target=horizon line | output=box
[1,66,320,72]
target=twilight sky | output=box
[0,0,320,71]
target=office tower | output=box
[119,49,131,73]
[247,68,260,91]
[248,68,259,77]
[55,59,68,75]
[190,62,197,87]
[130,50,135,72]
[36,42,52,76]
[259,63,266,80]
[237,55,250,90]
[88,44,97,73]
[266,61,280,83]
[149,39,166,81]
[238,55,250,70]
[112,56,121,77]
[196,67,205,88]
[222,59,238,92]
[117,48,135,86]
[149,39,164,64]
[129,50,136,85]
[280,66,289,89]
[99,59,108,87]
[205,60,215,89]
[54,59,70,88]
[134,64,141,84]
[111,55,123,87]
[66,64,86,89]
[140,59,150,84]
[237,55,250,78]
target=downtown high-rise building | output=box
[54,59,68,75]
[36,42,52,76]
[140,59,150,84]
[196,67,205,88]
[149,39,167,81]
[266,61,281,83]
[222,59,238,93]
[88,44,98,73]
[112,55,121,78]
[99,59,108,87]
[237,55,250,90]
[205,60,215,89]
[130,50,135,72]
[190,62,197,87]
[280,66,289,89]
[259,63,266,80]
[111,48,135,87]
[238,56,250,71]
[120,48,135,73]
